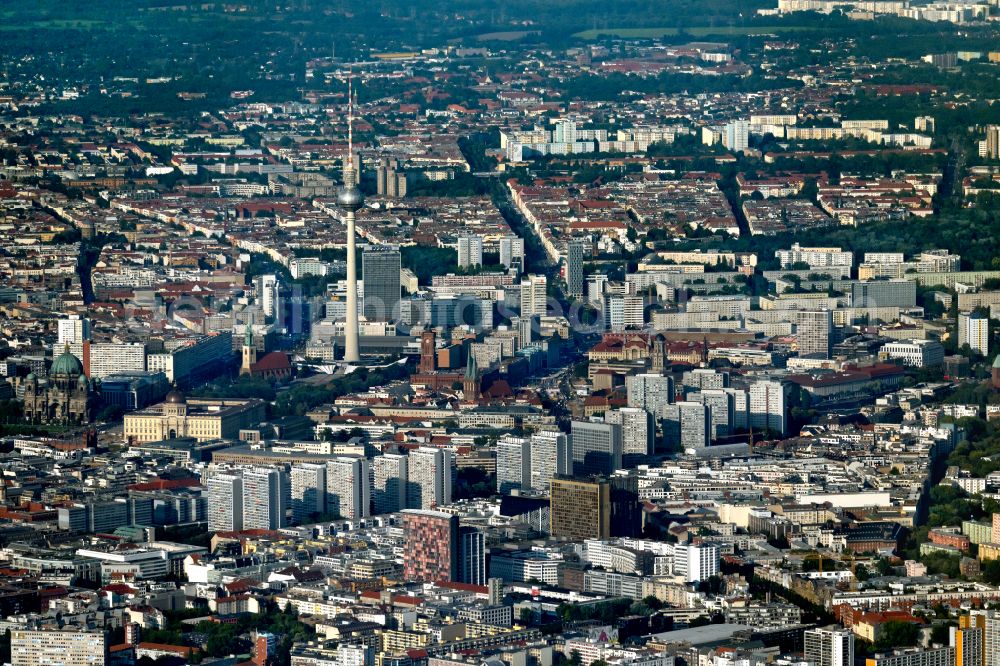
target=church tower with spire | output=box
[241,323,257,376]
[463,353,480,403]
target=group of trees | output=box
[139,603,312,666]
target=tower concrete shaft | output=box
[344,208,360,362]
[338,75,363,362]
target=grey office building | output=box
[851,279,917,309]
[571,420,623,476]
[662,401,712,451]
[363,247,401,322]
[566,240,585,297]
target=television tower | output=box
[338,77,362,363]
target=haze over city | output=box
[2,1,1000,665]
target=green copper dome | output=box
[992,354,1000,369]
[51,346,84,377]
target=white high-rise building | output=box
[57,315,91,362]
[749,379,787,435]
[691,389,734,440]
[259,274,280,318]
[673,543,720,582]
[605,295,643,331]
[326,457,371,520]
[627,373,674,414]
[58,315,91,346]
[804,627,854,666]
[11,629,108,666]
[723,119,749,153]
[662,401,711,451]
[775,243,853,269]
[407,447,453,509]
[530,430,570,492]
[797,309,833,359]
[243,468,286,530]
[208,473,243,532]
[587,274,609,305]
[372,453,407,515]
[520,275,548,317]
[457,234,484,269]
[88,342,146,379]
[291,463,327,524]
[499,235,525,269]
[496,436,531,494]
[605,408,654,460]
[459,527,488,586]
[959,311,990,356]
[724,387,749,431]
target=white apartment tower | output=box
[326,457,371,520]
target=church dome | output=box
[51,347,84,377]
[165,389,186,404]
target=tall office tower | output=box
[459,526,488,585]
[11,629,108,666]
[516,315,537,348]
[362,246,401,322]
[496,436,531,494]
[457,234,484,269]
[407,447,453,510]
[796,309,833,359]
[530,430,571,491]
[749,379,787,435]
[605,295,644,331]
[549,476,612,540]
[550,474,640,540]
[208,473,243,532]
[691,389,734,440]
[520,274,548,317]
[326,457,371,520]
[605,408,655,463]
[57,315,91,361]
[376,157,407,198]
[662,401,711,451]
[986,125,1000,160]
[553,119,578,144]
[258,274,280,319]
[724,387,750,431]
[959,311,990,356]
[627,373,674,414]
[571,420,623,476]
[339,82,364,362]
[290,463,327,524]
[401,509,459,583]
[723,119,750,152]
[682,368,730,392]
[566,240,585,297]
[587,274,609,305]
[609,472,642,537]
[673,543,721,583]
[804,627,854,666]
[499,235,524,269]
[58,315,91,344]
[372,453,408,515]
[242,468,287,530]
